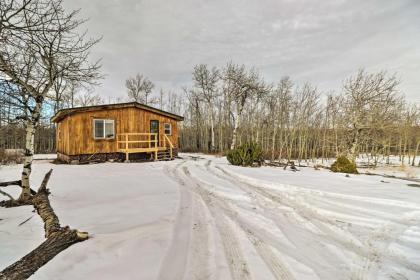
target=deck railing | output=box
[163,134,174,159]
[117,133,158,151]
[116,133,174,161]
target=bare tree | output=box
[0,0,101,202]
[125,73,155,105]
[222,63,270,150]
[342,69,401,161]
[158,88,165,110]
[264,77,293,160]
[61,80,80,108]
[192,64,220,152]
[75,90,103,107]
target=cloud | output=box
[64,0,420,102]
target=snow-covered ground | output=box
[360,165,420,180]
[33,154,57,160]
[1,154,420,279]
[277,155,420,180]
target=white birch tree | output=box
[342,69,401,161]
[0,0,101,202]
[222,63,270,150]
[192,64,220,152]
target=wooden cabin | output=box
[51,102,184,163]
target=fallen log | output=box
[0,180,22,187]
[283,161,299,171]
[0,180,37,195]
[0,180,37,207]
[0,169,88,280]
[0,189,15,201]
[265,161,287,167]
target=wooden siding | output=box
[56,107,179,155]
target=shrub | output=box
[0,148,24,165]
[227,142,263,167]
[331,156,358,174]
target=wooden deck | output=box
[117,133,174,161]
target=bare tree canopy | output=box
[178,65,419,167]
[0,0,102,202]
[222,62,271,149]
[0,0,102,95]
[125,73,155,105]
[343,69,402,160]
[192,64,219,151]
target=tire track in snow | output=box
[210,164,367,249]
[250,236,297,280]
[202,162,359,279]
[211,161,420,279]
[180,165,252,280]
[211,164,372,279]
[161,161,232,280]
[180,163,295,280]
[216,212,251,280]
[158,162,194,280]
[159,161,223,280]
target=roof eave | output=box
[51,102,184,123]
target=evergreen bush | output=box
[227,142,263,167]
[331,156,358,174]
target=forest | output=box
[1,64,419,166]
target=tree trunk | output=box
[412,141,420,166]
[209,103,215,152]
[230,114,240,150]
[271,123,277,161]
[20,121,35,201]
[0,229,87,280]
[20,100,43,202]
[230,104,243,150]
[349,128,360,162]
[194,99,201,151]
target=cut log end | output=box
[76,230,89,240]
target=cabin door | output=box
[150,120,159,147]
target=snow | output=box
[1,154,420,279]
[33,154,57,160]
[290,155,420,180]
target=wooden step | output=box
[156,152,173,161]
[155,148,175,161]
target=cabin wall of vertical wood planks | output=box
[55,107,179,155]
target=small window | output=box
[164,123,171,135]
[93,119,114,139]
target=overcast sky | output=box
[65,0,420,103]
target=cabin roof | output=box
[51,102,184,123]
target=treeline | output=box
[0,123,55,154]
[0,98,57,154]
[2,62,419,165]
[0,79,110,154]
[178,63,420,165]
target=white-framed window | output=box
[164,123,172,135]
[93,119,115,139]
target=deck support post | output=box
[154,150,158,161]
[124,134,130,162]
